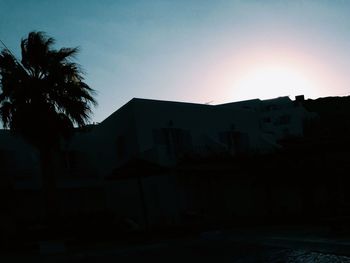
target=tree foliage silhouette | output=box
[0,31,97,220]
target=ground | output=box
[2,225,350,262]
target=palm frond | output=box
[54,47,80,61]
[0,31,97,147]
[0,101,13,128]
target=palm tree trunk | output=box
[40,147,59,225]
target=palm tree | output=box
[0,31,97,221]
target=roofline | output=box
[99,98,137,124]
[100,97,215,124]
[131,97,215,107]
[217,98,261,106]
[217,96,292,107]
[100,95,299,123]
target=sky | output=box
[1,0,350,123]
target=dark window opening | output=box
[275,115,291,125]
[66,150,95,178]
[219,131,250,154]
[263,117,271,123]
[153,128,192,156]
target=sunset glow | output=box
[1,1,350,122]
[232,64,318,101]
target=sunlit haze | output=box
[1,0,350,123]
[233,64,317,101]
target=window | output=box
[283,128,290,136]
[172,128,192,153]
[219,131,250,153]
[275,115,291,125]
[153,128,192,156]
[66,150,96,178]
[219,131,233,149]
[264,104,281,111]
[263,117,271,123]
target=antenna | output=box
[0,38,17,59]
[205,100,214,105]
[0,39,9,49]
[0,38,26,72]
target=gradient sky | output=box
[1,0,350,123]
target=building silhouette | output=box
[2,95,348,229]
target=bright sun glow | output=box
[232,64,318,101]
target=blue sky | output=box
[1,0,350,123]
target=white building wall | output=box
[131,99,264,165]
[1,96,313,180]
[218,96,310,142]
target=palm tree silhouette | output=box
[0,31,97,222]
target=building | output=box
[218,96,314,142]
[1,96,312,180]
[67,97,312,177]
[0,129,40,188]
[0,96,316,225]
